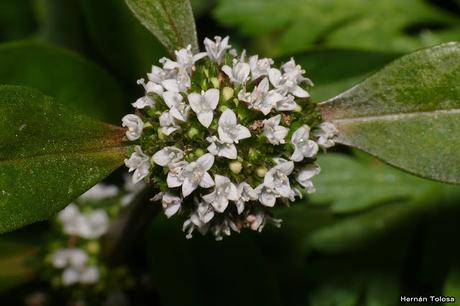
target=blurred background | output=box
[0,0,460,305]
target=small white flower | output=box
[137,78,164,96]
[197,201,215,224]
[162,91,190,121]
[239,78,283,115]
[188,89,219,127]
[161,192,182,218]
[249,55,273,80]
[175,45,207,73]
[206,136,237,159]
[52,248,88,269]
[297,164,321,193]
[255,184,278,207]
[235,182,258,214]
[152,146,184,167]
[268,67,310,98]
[159,111,180,135]
[275,95,298,111]
[212,217,238,241]
[203,175,238,213]
[217,109,251,144]
[78,184,119,202]
[161,70,191,93]
[246,211,282,232]
[222,59,250,84]
[264,160,294,197]
[182,211,210,239]
[204,36,231,64]
[290,125,319,162]
[263,115,288,145]
[132,95,155,109]
[78,209,110,239]
[166,161,188,188]
[122,114,144,141]
[282,58,313,86]
[314,122,338,149]
[181,154,215,197]
[79,266,99,284]
[124,145,150,184]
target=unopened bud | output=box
[256,166,267,177]
[222,87,234,101]
[187,127,199,139]
[194,148,205,158]
[210,77,220,89]
[229,161,242,174]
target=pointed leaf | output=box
[125,0,199,53]
[0,85,126,233]
[320,42,460,184]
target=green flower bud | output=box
[194,148,205,158]
[86,241,100,255]
[229,161,242,174]
[256,166,268,178]
[210,77,220,89]
[222,87,234,101]
[187,127,199,139]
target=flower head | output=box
[121,36,335,240]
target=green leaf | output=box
[80,0,166,82]
[125,0,199,53]
[214,0,460,56]
[310,154,436,213]
[320,42,460,184]
[0,40,124,123]
[293,49,400,101]
[0,85,126,233]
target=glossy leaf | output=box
[0,40,124,123]
[310,153,436,213]
[320,42,460,184]
[214,0,460,56]
[0,85,126,233]
[125,0,199,53]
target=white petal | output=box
[268,68,282,87]
[162,91,182,108]
[290,149,304,162]
[188,92,202,113]
[162,79,179,93]
[197,111,214,128]
[237,125,251,140]
[164,202,181,218]
[196,153,215,171]
[211,198,229,213]
[167,173,183,187]
[220,144,237,159]
[219,109,237,126]
[182,178,197,197]
[222,65,233,79]
[204,88,220,109]
[200,172,215,188]
[292,85,310,98]
[152,150,170,166]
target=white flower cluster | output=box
[48,182,144,287]
[122,36,338,240]
[51,248,99,286]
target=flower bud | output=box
[187,127,199,139]
[229,161,242,174]
[222,87,234,101]
[210,77,220,89]
[256,166,267,177]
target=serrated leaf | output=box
[320,42,460,184]
[0,40,124,123]
[0,85,126,233]
[214,0,460,56]
[125,0,199,53]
